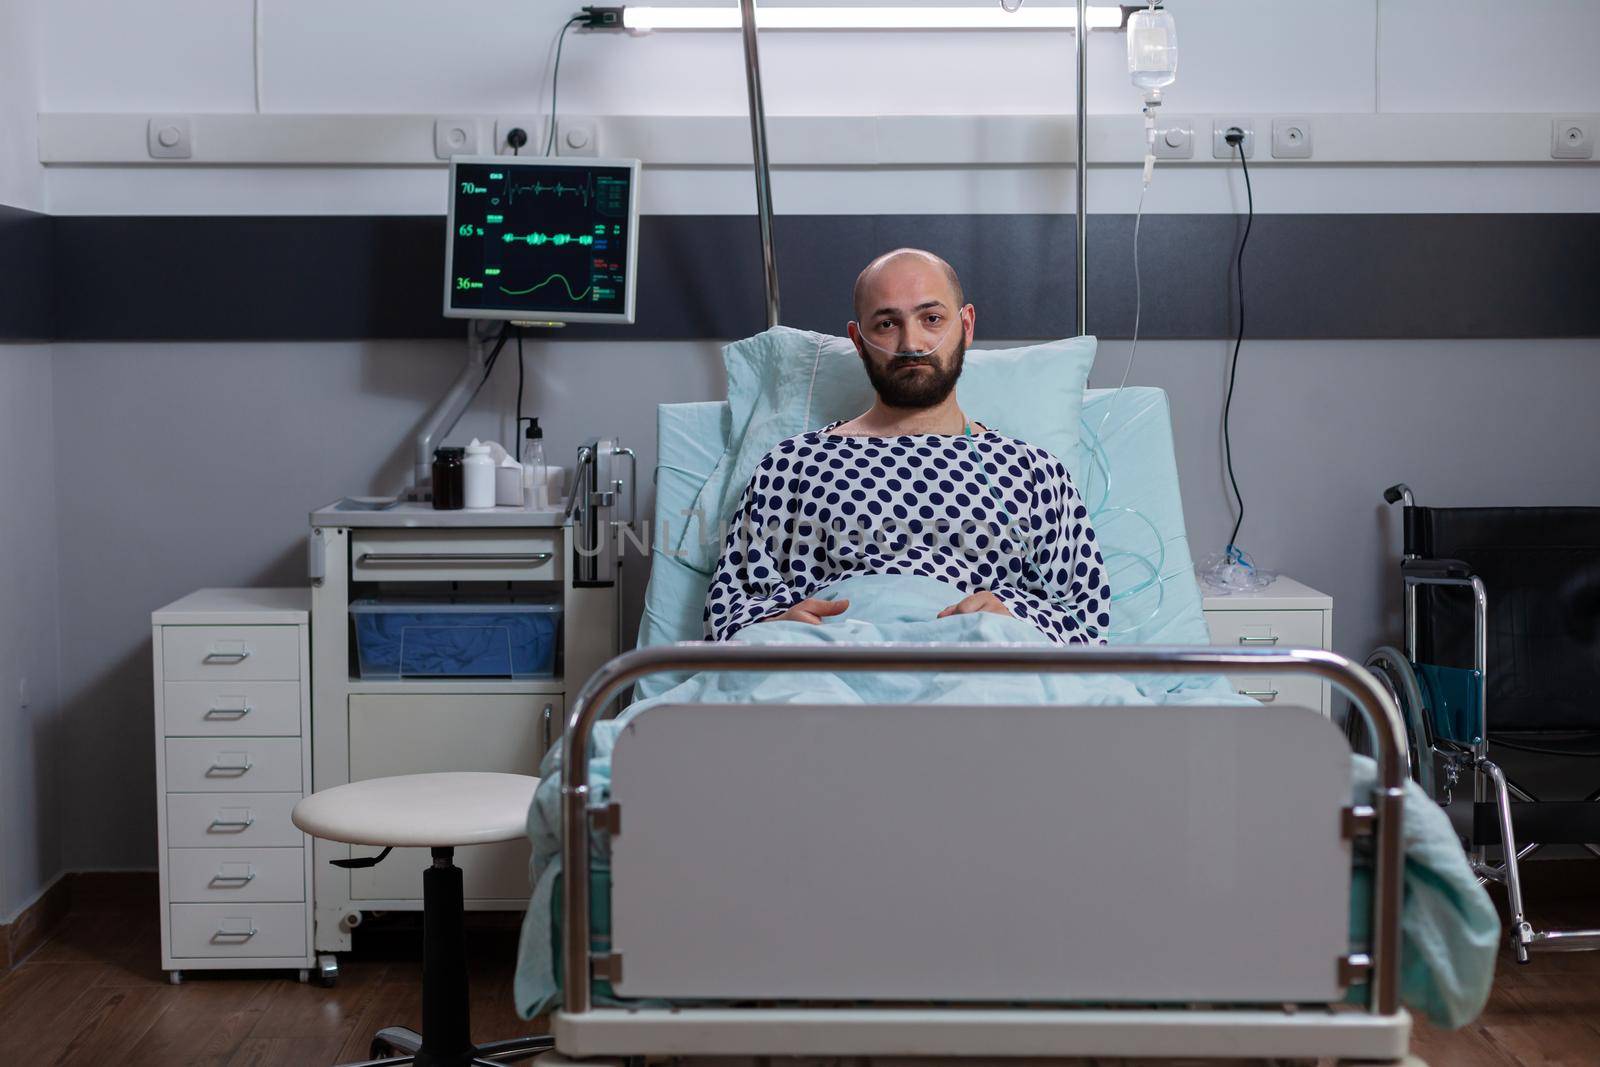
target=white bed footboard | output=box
[553,643,1412,1062]
[610,701,1351,1003]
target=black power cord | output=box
[545,14,585,156]
[1221,128,1254,553]
[515,327,526,462]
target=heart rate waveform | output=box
[448,159,634,320]
[506,174,593,206]
[497,272,593,301]
[500,232,595,246]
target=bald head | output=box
[852,248,965,323]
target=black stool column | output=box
[416,846,473,1067]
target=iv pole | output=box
[734,0,1088,336]
[1075,0,1088,335]
[739,0,781,329]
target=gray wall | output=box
[50,339,726,869]
[0,0,58,921]
[0,344,63,917]
[50,333,1600,870]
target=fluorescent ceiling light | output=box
[621,5,1126,32]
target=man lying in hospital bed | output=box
[516,249,1499,1031]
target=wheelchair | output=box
[1352,483,1600,962]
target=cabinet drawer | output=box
[1224,674,1325,713]
[1205,610,1324,650]
[162,626,300,681]
[163,681,301,737]
[345,693,559,901]
[164,738,303,793]
[169,847,306,903]
[350,528,561,583]
[169,903,307,959]
[167,793,306,848]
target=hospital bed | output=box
[521,388,1471,1065]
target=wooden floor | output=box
[2,878,1597,1066]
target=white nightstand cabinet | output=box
[152,588,314,984]
[1202,577,1334,716]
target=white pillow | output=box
[673,327,1096,574]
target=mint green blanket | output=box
[515,573,1498,1028]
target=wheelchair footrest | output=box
[1473,802,1600,845]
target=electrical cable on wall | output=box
[1196,129,1274,593]
[546,14,585,156]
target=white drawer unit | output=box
[166,792,308,849]
[163,737,304,793]
[162,680,302,737]
[168,848,307,903]
[350,527,562,583]
[154,589,313,982]
[1203,577,1334,717]
[168,903,310,959]
[309,510,623,977]
[161,624,302,681]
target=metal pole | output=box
[738,0,781,329]
[1075,0,1088,335]
[560,642,1407,1017]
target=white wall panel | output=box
[41,160,1600,217]
[1379,0,1600,113]
[40,0,257,113]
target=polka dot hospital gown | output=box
[704,422,1111,645]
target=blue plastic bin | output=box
[350,598,562,679]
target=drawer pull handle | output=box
[211,927,258,943]
[208,817,255,831]
[542,703,554,750]
[204,705,253,720]
[1237,635,1280,646]
[203,648,253,663]
[209,870,257,887]
[358,552,552,566]
[206,758,254,777]
[1238,688,1281,702]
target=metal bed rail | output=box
[559,642,1409,1021]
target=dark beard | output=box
[861,335,966,409]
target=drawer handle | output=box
[206,758,254,777]
[358,552,552,566]
[1237,635,1280,646]
[211,926,258,943]
[208,817,256,832]
[204,704,253,720]
[542,703,554,750]
[203,647,253,663]
[1238,687,1281,702]
[209,869,257,887]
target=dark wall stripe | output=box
[0,205,55,341]
[41,213,1600,342]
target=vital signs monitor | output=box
[444,156,641,324]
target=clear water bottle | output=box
[522,418,548,509]
[1127,7,1178,96]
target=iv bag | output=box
[1127,8,1177,94]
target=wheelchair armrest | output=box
[1401,557,1476,581]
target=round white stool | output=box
[292,772,551,1067]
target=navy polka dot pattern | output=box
[703,422,1111,645]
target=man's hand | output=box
[762,597,850,625]
[937,591,1013,619]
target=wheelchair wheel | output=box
[1359,647,1435,798]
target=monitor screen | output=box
[444,156,641,324]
